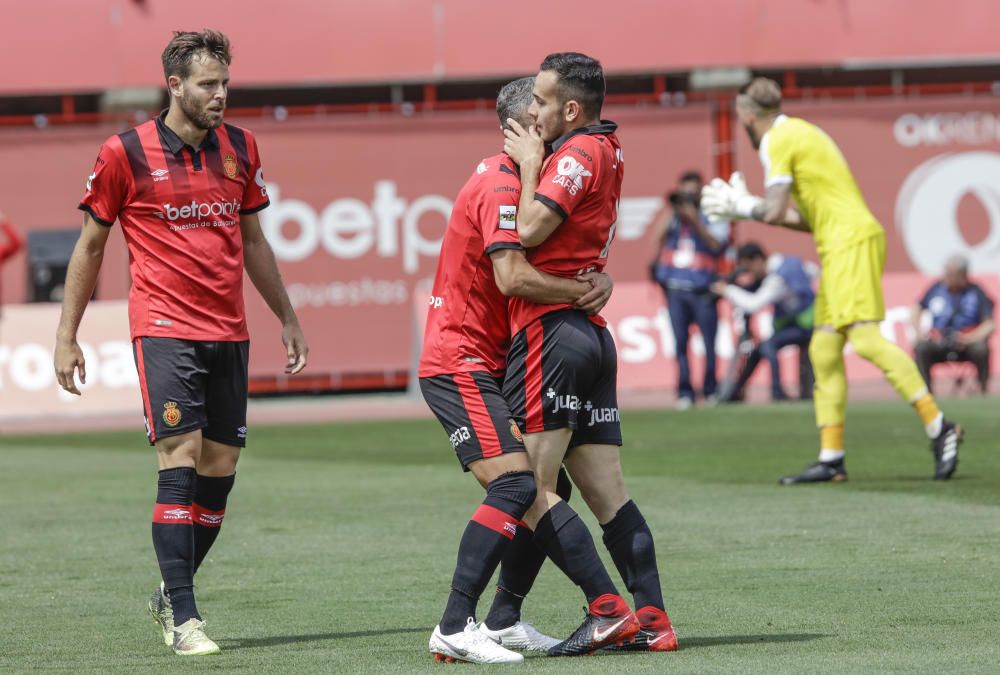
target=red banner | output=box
[3,97,1000,382]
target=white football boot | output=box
[428,617,523,663]
[479,619,560,652]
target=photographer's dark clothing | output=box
[654,214,728,292]
[655,211,728,400]
[663,287,718,400]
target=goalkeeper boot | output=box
[779,459,847,485]
[148,581,174,647]
[478,618,560,652]
[429,618,523,663]
[172,618,221,656]
[547,593,639,656]
[931,420,963,480]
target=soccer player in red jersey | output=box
[53,30,307,656]
[420,77,614,664]
[502,53,678,656]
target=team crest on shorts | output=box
[223,154,239,179]
[509,419,524,444]
[162,401,182,427]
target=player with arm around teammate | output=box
[502,52,678,656]
[419,76,614,665]
[53,30,307,656]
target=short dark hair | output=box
[161,29,232,82]
[679,170,703,185]
[496,77,535,130]
[540,52,605,118]
[737,242,767,262]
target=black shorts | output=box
[133,337,249,447]
[420,372,526,471]
[504,309,622,447]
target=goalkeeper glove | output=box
[701,171,762,220]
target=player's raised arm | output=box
[55,213,111,394]
[503,119,564,247]
[701,173,809,232]
[239,212,308,374]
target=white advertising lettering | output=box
[894,112,1000,148]
[0,340,137,395]
[260,181,449,273]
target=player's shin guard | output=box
[485,467,573,629]
[533,500,618,604]
[600,500,664,611]
[809,330,848,437]
[152,467,199,625]
[847,323,943,434]
[440,471,537,634]
[192,474,235,573]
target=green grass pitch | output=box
[3,398,999,673]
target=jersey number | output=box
[599,199,621,259]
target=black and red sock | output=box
[533,500,618,604]
[192,473,235,572]
[484,467,573,629]
[439,471,536,635]
[152,467,200,625]
[600,500,664,611]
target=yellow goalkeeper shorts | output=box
[814,233,886,329]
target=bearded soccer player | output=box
[701,77,962,484]
[419,77,615,664]
[502,52,677,656]
[54,30,307,655]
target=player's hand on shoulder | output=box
[575,271,614,315]
[710,281,728,296]
[53,338,86,395]
[503,119,544,169]
[282,322,308,375]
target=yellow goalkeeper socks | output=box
[914,394,943,438]
[818,425,845,463]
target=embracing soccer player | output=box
[701,77,962,483]
[502,52,678,656]
[419,77,614,664]
[54,30,307,655]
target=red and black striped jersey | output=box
[507,122,623,337]
[419,153,523,378]
[79,111,269,341]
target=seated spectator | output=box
[911,255,994,394]
[711,243,817,402]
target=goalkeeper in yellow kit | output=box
[702,78,963,483]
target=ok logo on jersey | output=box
[553,156,592,196]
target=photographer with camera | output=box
[712,243,816,403]
[649,171,730,409]
[911,255,994,394]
